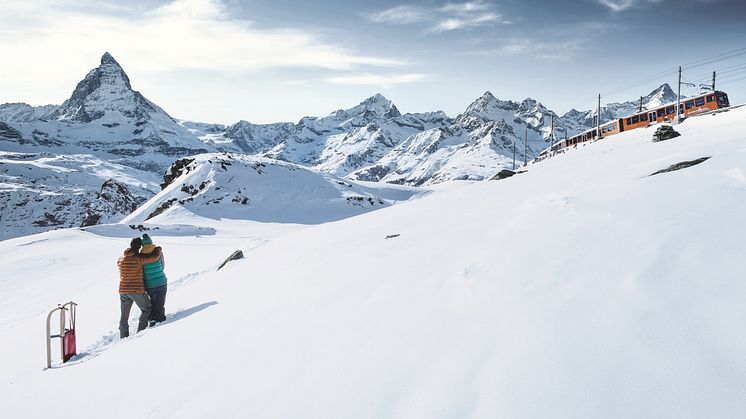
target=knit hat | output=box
[141,234,153,245]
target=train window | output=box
[640,114,647,122]
[657,109,665,117]
[626,117,632,125]
[685,100,694,109]
[666,106,675,115]
[631,115,639,124]
[706,95,715,103]
[695,97,705,106]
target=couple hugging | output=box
[116,234,169,338]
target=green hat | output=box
[141,234,153,245]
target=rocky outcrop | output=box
[653,125,681,143]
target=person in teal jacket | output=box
[140,234,168,326]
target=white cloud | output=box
[150,0,228,20]
[439,1,492,14]
[366,1,507,33]
[431,12,501,32]
[366,5,429,24]
[597,0,636,11]
[467,38,586,61]
[324,73,432,88]
[0,0,403,79]
[595,0,669,11]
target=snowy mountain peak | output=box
[643,83,677,108]
[53,52,174,125]
[354,93,401,119]
[100,52,121,67]
[478,90,496,101]
[519,97,540,111]
[463,91,519,119]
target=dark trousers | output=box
[146,284,168,323]
[119,293,151,338]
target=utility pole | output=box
[677,65,682,124]
[638,96,643,113]
[512,137,516,170]
[713,71,716,91]
[597,94,602,139]
[550,114,555,152]
[524,128,527,167]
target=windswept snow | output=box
[2,106,746,418]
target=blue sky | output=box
[1,0,744,124]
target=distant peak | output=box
[101,52,121,67]
[463,91,517,116]
[521,97,537,105]
[355,93,401,118]
[365,93,390,103]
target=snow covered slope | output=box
[2,105,745,418]
[123,153,425,225]
[0,151,159,240]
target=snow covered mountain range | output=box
[0,52,681,240]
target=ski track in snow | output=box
[54,301,219,369]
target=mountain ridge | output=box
[0,52,690,239]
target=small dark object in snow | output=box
[653,125,681,143]
[217,250,244,271]
[385,234,400,240]
[649,157,710,176]
[490,169,525,180]
[129,224,149,231]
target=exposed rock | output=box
[650,157,710,176]
[217,250,244,271]
[146,198,178,220]
[81,179,146,227]
[161,158,195,190]
[490,169,526,180]
[0,122,24,141]
[653,125,681,143]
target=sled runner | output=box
[46,301,78,368]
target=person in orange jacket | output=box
[117,237,162,338]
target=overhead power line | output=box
[601,47,746,100]
[681,47,746,69]
[682,48,746,71]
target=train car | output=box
[539,90,731,159]
[621,90,730,131]
[542,90,730,156]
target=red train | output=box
[541,90,730,157]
